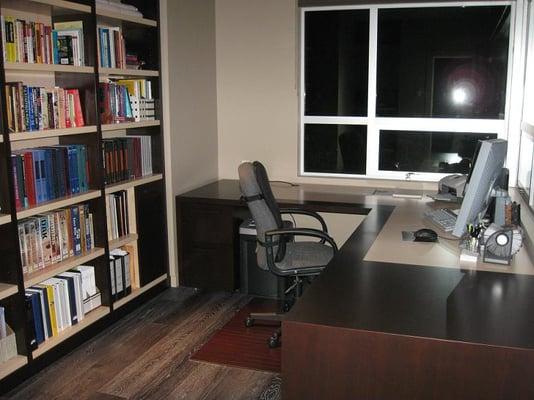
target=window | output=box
[301,3,517,181]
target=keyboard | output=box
[424,208,458,233]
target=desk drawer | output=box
[181,204,235,245]
[181,245,236,291]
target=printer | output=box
[429,174,467,202]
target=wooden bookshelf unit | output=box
[0,0,168,391]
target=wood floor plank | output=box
[5,288,278,400]
[99,292,249,398]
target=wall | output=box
[162,0,219,284]
[214,0,437,190]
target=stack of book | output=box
[1,17,84,66]
[102,137,153,185]
[0,307,17,363]
[25,265,101,348]
[5,83,84,133]
[96,0,144,18]
[107,191,129,241]
[17,204,95,275]
[109,248,133,300]
[11,145,90,209]
[98,79,154,124]
[98,26,126,69]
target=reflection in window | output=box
[305,10,369,116]
[379,131,497,173]
[377,6,510,118]
[304,124,367,174]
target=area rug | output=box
[192,298,281,373]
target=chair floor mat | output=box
[192,298,281,373]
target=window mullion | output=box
[366,7,379,176]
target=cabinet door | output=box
[135,181,167,286]
[178,202,238,290]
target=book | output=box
[11,145,89,208]
[5,83,85,133]
[106,191,130,240]
[97,26,126,69]
[2,16,83,65]
[102,137,153,185]
[17,204,95,274]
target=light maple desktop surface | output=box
[364,197,534,276]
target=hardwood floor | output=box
[6,288,279,400]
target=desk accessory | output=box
[482,224,523,265]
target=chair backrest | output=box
[238,161,285,269]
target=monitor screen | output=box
[452,139,507,237]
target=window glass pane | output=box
[379,131,497,173]
[518,133,534,198]
[377,6,510,119]
[304,124,367,174]
[305,10,369,116]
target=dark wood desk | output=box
[177,180,534,399]
[176,179,374,290]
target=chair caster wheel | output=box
[282,302,292,312]
[245,316,254,327]
[268,335,281,348]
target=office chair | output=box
[238,161,338,347]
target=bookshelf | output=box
[0,0,168,390]
[32,305,110,358]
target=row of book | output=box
[5,83,84,133]
[18,204,95,275]
[1,17,84,66]
[25,265,101,348]
[98,26,126,69]
[109,248,133,301]
[12,145,90,209]
[102,137,153,185]
[107,191,130,241]
[99,80,155,124]
[0,307,17,363]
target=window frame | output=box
[299,1,526,183]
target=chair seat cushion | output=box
[275,241,334,270]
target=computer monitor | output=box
[452,139,507,237]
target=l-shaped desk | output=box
[176,180,534,400]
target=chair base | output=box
[244,313,283,348]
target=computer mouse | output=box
[414,228,438,242]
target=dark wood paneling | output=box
[135,181,167,286]
[283,321,534,400]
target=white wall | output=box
[163,0,219,284]
[214,0,437,190]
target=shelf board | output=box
[109,233,139,251]
[0,355,28,381]
[24,248,106,288]
[0,214,12,226]
[99,68,159,77]
[4,62,94,74]
[105,174,163,194]
[114,274,167,309]
[95,8,157,27]
[33,306,110,358]
[28,0,91,13]
[101,120,160,132]
[0,283,19,301]
[9,126,98,142]
[16,190,102,220]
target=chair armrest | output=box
[265,228,338,253]
[279,208,328,234]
